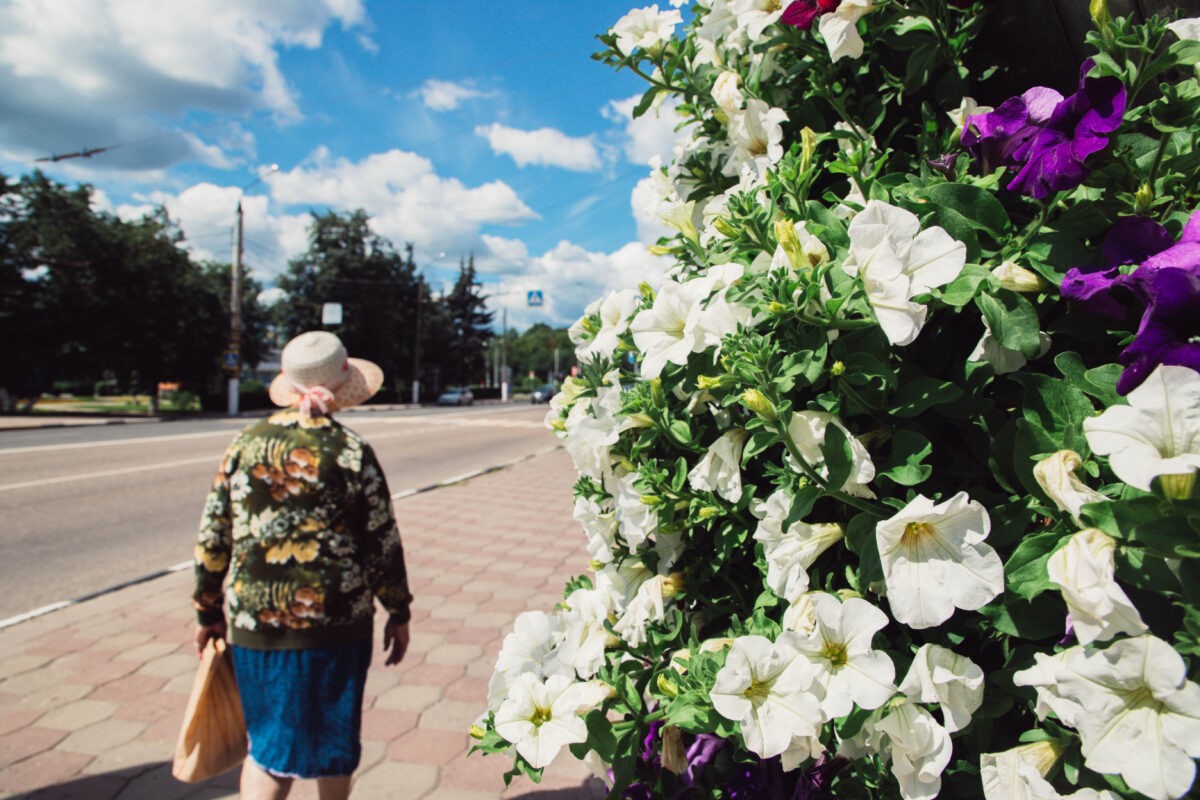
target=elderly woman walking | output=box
[192,331,413,800]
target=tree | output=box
[275,211,419,399]
[508,323,575,389]
[440,254,493,387]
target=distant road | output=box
[0,404,557,622]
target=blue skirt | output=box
[230,640,372,779]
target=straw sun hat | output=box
[268,331,383,416]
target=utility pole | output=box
[228,201,244,416]
[411,279,423,404]
[501,306,509,402]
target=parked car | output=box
[437,386,474,406]
[530,384,557,404]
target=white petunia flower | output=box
[981,742,1120,800]
[711,70,744,116]
[490,610,571,711]
[573,495,618,564]
[786,410,877,498]
[731,0,784,41]
[793,593,897,718]
[1083,365,1200,492]
[494,673,610,769]
[610,471,659,549]
[752,489,845,602]
[1033,450,1107,525]
[575,290,640,362]
[688,428,749,502]
[876,702,953,800]
[556,588,619,678]
[898,643,984,733]
[875,492,1004,629]
[948,96,993,136]
[611,5,682,56]
[842,200,967,346]
[562,376,628,482]
[630,278,703,379]
[817,0,876,62]
[1167,17,1200,42]
[782,592,819,636]
[725,98,788,179]
[1046,528,1147,645]
[1014,635,1200,800]
[612,573,671,646]
[710,634,823,759]
[771,220,830,273]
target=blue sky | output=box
[0,0,684,329]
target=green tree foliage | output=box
[274,211,420,400]
[441,254,493,387]
[0,171,261,406]
[508,323,575,388]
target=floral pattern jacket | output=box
[193,410,413,650]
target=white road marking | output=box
[0,456,219,493]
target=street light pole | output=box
[226,165,279,417]
[501,306,509,402]
[411,279,423,405]
[227,201,245,415]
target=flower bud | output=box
[663,571,686,597]
[589,559,607,571]
[661,726,687,775]
[469,723,487,740]
[992,261,1051,293]
[640,494,661,506]
[830,360,846,377]
[698,505,722,520]
[1090,0,1114,42]
[1158,472,1196,500]
[650,377,665,407]
[775,218,808,272]
[835,587,862,601]
[625,412,655,429]
[741,388,777,421]
[647,243,675,256]
[768,300,789,315]
[799,126,818,173]
[549,417,567,432]
[639,281,656,302]
[656,673,680,697]
[712,217,738,238]
[1013,739,1067,778]
[1134,183,1154,214]
[697,374,724,390]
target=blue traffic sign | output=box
[527,290,543,306]
[223,351,239,369]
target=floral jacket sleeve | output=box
[192,438,239,626]
[358,444,413,624]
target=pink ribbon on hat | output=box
[288,379,336,418]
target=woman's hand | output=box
[193,621,227,656]
[383,621,410,666]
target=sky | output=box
[0,0,685,330]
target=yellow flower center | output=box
[900,521,938,552]
[743,678,772,703]
[530,705,553,727]
[820,640,849,668]
[1122,685,1164,713]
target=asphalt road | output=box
[0,403,558,622]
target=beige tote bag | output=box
[172,638,247,783]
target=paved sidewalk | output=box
[0,448,606,799]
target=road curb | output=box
[0,443,565,631]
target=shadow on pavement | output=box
[19,760,239,799]
[508,777,608,799]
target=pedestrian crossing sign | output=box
[527,290,543,306]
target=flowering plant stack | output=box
[470,2,1200,798]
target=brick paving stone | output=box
[363,666,403,697]
[417,699,480,732]
[444,626,502,647]
[36,698,119,731]
[0,667,71,696]
[0,655,52,681]
[469,612,520,628]
[413,616,463,634]
[87,673,169,703]
[114,641,180,665]
[406,631,446,653]
[424,643,483,665]
[59,718,147,755]
[27,635,99,659]
[0,726,67,768]
[386,728,470,764]
[85,631,155,653]
[360,708,418,742]
[374,684,441,712]
[58,653,142,685]
[0,748,92,795]
[351,761,438,800]
[116,762,209,800]
[18,681,91,711]
[0,706,40,737]
[137,652,196,680]
[428,602,478,619]
[443,675,489,703]
[398,661,464,685]
[25,773,127,800]
[78,737,170,776]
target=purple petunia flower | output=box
[1062,208,1200,394]
[781,0,838,30]
[962,59,1126,199]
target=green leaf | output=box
[1010,373,1095,447]
[939,263,990,308]
[1005,530,1064,601]
[1053,351,1122,409]
[1132,514,1200,559]
[917,183,1010,237]
[878,429,933,487]
[669,419,694,448]
[889,377,963,418]
[844,512,883,588]
[976,291,1043,358]
[821,421,854,493]
[977,593,1065,640]
[1080,496,1164,541]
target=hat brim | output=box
[269,357,384,411]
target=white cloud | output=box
[475,123,602,171]
[630,174,676,244]
[482,240,669,330]
[415,79,492,111]
[605,94,686,166]
[0,0,362,169]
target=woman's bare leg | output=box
[240,759,293,800]
[316,775,353,800]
